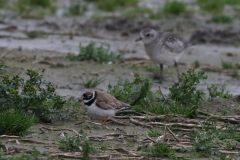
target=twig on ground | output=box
[219,150,239,154]
[0,135,20,138]
[116,110,143,116]
[0,48,17,60]
[158,86,166,101]
[41,127,81,136]
[166,127,180,143]
[108,118,133,126]
[75,120,110,130]
[130,118,153,128]
[114,115,167,120]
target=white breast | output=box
[86,102,117,120]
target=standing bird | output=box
[135,28,191,83]
[80,91,131,125]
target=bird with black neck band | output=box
[80,91,131,125]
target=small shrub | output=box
[149,143,175,158]
[212,15,233,23]
[167,69,207,117]
[207,84,232,99]
[59,135,97,159]
[0,110,35,136]
[97,0,138,11]
[82,76,105,88]
[197,0,225,13]
[108,73,152,105]
[221,60,233,69]
[0,69,66,122]
[163,1,187,14]
[67,42,123,64]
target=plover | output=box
[80,91,131,125]
[136,28,191,83]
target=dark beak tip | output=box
[135,37,142,42]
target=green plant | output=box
[211,15,233,23]
[163,1,187,14]
[0,110,35,136]
[67,0,87,16]
[169,69,207,107]
[197,0,225,13]
[148,143,175,158]
[191,122,240,154]
[221,60,233,69]
[0,69,66,122]
[0,148,51,160]
[194,60,200,68]
[67,42,123,64]
[82,76,105,88]
[97,0,138,11]
[108,73,152,105]
[224,0,240,5]
[148,129,162,137]
[59,135,97,159]
[0,0,6,8]
[207,84,233,99]
[222,139,239,150]
[0,141,4,148]
[220,154,235,160]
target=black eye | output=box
[83,93,87,97]
[146,33,150,37]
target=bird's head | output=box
[135,28,158,45]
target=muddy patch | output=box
[203,95,240,115]
[190,29,240,45]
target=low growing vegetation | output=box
[109,69,207,118]
[197,0,225,13]
[138,143,176,158]
[96,0,138,12]
[15,0,56,15]
[191,122,240,155]
[0,110,35,136]
[108,73,152,106]
[82,76,105,88]
[207,84,233,99]
[0,67,66,122]
[59,135,97,160]
[163,1,188,14]
[211,15,233,23]
[65,0,87,16]
[67,42,123,64]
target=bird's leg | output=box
[98,120,102,123]
[102,116,108,125]
[174,61,181,82]
[159,64,163,83]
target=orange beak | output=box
[81,98,84,101]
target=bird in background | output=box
[136,28,193,83]
[80,91,131,125]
